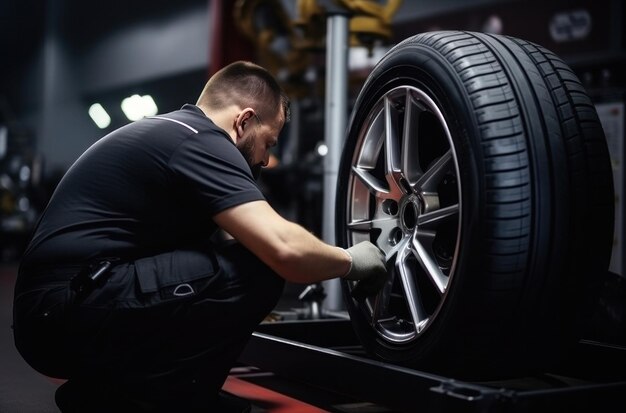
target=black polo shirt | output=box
[20,104,264,271]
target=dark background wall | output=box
[1,0,623,172]
[1,0,211,174]
[0,0,624,269]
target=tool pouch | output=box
[133,249,219,307]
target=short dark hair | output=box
[197,61,290,123]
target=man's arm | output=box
[213,200,351,283]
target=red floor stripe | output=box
[46,377,66,386]
[222,376,330,413]
[48,376,330,412]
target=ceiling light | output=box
[88,103,111,129]
[317,142,329,156]
[121,94,158,121]
[141,95,158,117]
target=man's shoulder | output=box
[159,104,226,136]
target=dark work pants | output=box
[13,242,285,411]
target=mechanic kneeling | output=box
[12,61,386,412]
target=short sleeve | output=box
[169,132,265,215]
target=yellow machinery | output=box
[234,0,403,96]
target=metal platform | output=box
[238,318,626,412]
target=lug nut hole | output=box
[390,228,403,245]
[382,199,399,216]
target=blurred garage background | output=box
[0,0,624,411]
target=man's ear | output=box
[236,118,245,138]
[235,108,255,137]
[234,113,244,138]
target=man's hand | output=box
[343,241,386,280]
[343,241,388,300]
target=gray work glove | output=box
[343,241,386,280]
[343,241,388,300]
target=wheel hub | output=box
[399,194,420,233]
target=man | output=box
[13,61,386,412]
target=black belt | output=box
[20,259,120,304]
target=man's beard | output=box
[237,132,262,180]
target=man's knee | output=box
[13,286,73,378]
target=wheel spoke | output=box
[417,203,459,230]
[414,149,453,192]
[347,219,374,231]
[348,216,397,232]
[402,91,425,185]
[384,96,401,175]
[396,240,427,330]
[412,232,447,294]
[384,96,403,197]
[352,166,389,198]
[357,110,385,169]
[371,271,395,326]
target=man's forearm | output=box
[213,200,352,283]
[268,221,352,283]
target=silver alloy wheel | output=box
[345,85,462,344]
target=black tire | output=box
[336,31,614,378]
